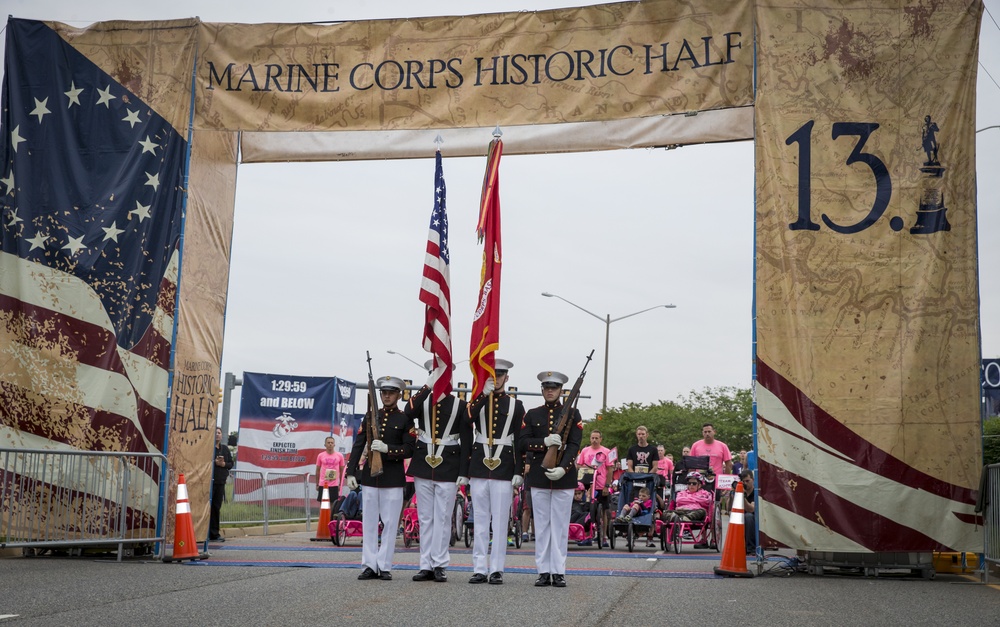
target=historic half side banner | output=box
[754,0,983,552]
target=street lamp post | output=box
[387,350,469,373]
[541,292,676,414]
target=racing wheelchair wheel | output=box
[334,512,347,547]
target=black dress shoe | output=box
[433,567,447,582]
[468,573,488,584]
[358,567,378,580]
[488,572,503,585]
[552,574,566,588]
[378,570,392,580]
[412,569,434,582]
[534,573,551,587]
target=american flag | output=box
[419,149,454,402]
[0,19,184,463]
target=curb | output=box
[221,522,310,537]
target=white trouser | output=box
[531,488,573,575]
[361,486,403,573]
[470,478,513,575]
[414,477,458,570]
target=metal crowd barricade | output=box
[221,470,313,535]
[1,447,166,561]
[223,470,267,530]
[264,472,313,529]
[984,463,999,584]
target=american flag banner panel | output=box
[1,18,197,537]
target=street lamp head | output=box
[386,350,425,369]
[541,292,554,297]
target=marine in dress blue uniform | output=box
[405,360,471,583]
[346,376,415,581]
[462,358,525,585]
[519,371,583,588]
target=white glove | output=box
[543,433,562,448]
[456,476,469,486]
[511,475,523,488]
[346,475,359,491]
[370,439,389,453]
[425,371,435,389]
[483,378,495,395]
[544,467,567,481]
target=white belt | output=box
[419,433,460,446]
[475,435,512,446]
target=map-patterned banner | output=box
[754,0,983,552]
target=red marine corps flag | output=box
[420,145,454,402]
[469,133,503,397]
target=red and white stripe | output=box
[0,248,178,478]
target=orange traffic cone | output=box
[165,473,203,562]
[714,481,754,578]
[310,487,332,541]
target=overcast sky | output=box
[3,1,999,429]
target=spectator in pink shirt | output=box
[315,436,346,503]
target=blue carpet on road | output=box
[207,545,721,560]
[188,558,720,578]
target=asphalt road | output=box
[2,531,997,626]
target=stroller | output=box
[461,486,522,549]
[661,456,721,553]
[329,487,366,546]
[567,481,603,549]
[451,485,469,547]
[609,472,660,552]
[401,494,420,548]
[510,486,524,548]
[462,493,475,547]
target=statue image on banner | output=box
[912,114,950,235]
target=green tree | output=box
[984,418,1000,466]
[586,386,752,460]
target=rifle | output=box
[365,351,384,478]
[541,349,595,470]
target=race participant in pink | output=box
[576,429,613,546]
[689,423,733,477]
[663,472,714,523]
[655,445,674,484]
[315,436,346,503]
